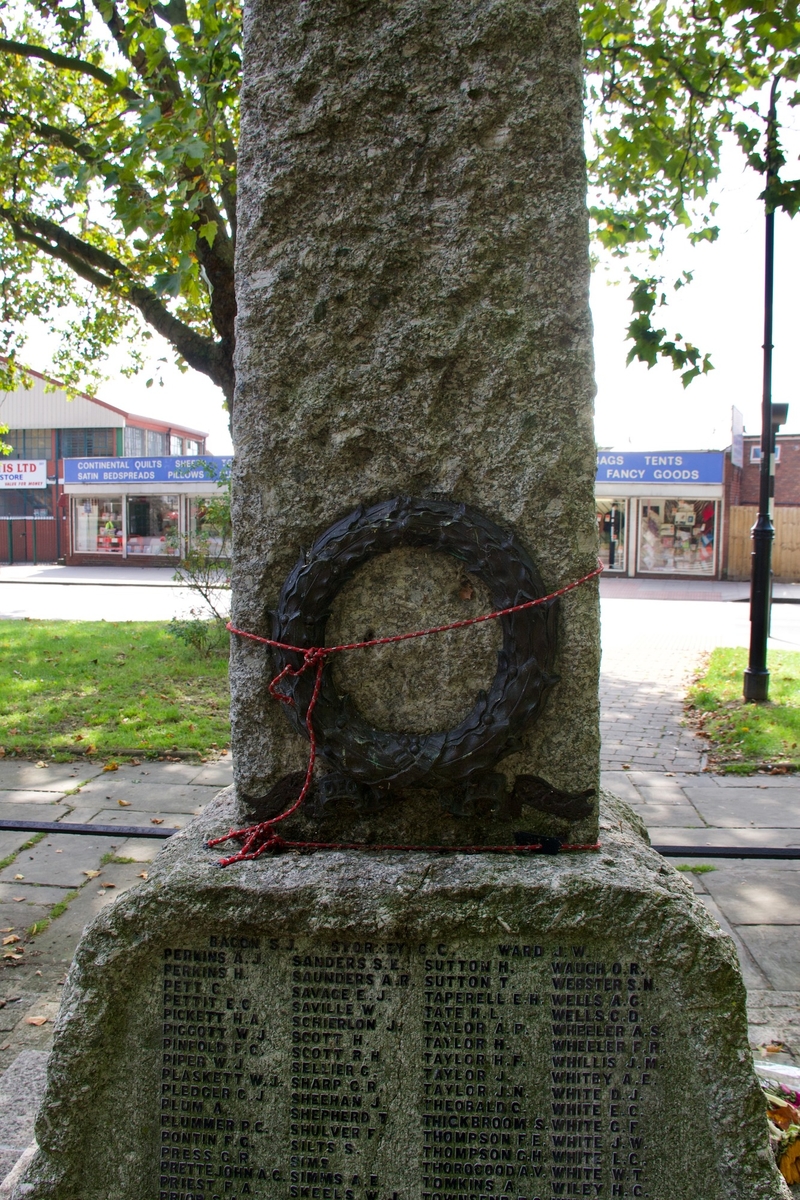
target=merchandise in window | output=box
[638,499,716,575]
[74,497,124,554]
[596,499,625,572]
[126,495,179,556]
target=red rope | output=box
[209,559,604,865]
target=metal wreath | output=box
[272,496,558,789]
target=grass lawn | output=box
[686,647,800,774]
[0,620,230,761]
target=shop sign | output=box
[0,460,47,488]
[63,455,232,485]
[595,451,724,484]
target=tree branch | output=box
[0,204,232,398]
[91,0,182,104]
[0,38,140,104]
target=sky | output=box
[16,114,800,459]
[592,134,800,451]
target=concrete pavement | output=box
[0,563,229,620]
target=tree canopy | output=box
[0,0,799,403]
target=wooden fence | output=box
[727,506,800,581]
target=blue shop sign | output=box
[596,451,724,485]
[64,455,232,485]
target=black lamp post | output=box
[743,76,788,703]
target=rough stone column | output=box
[232,0,599,843]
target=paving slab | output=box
[702,867,800,925]
[64,809,187,831]
[0,764,100,791]
[0,803,71,826]
[0,885,74,909]
[691,892,772,992]
[626,802,706,826]
[736,925,800,992]
[187,760,233,786]
[0,794,71,808]
[0,1050,48,1183]
[111,837,169,863]
[0,833,120,888]
[632,783,700,804]
[63,783,211,812]
[685,788,800,827]
[0,998,35,1034]
[651,826,800,848]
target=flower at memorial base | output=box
[778,1135,800,1184]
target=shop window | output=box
[188,497,229,558]
[0,489,53,518]
[169,435,184,455]
[4,430,53,459]
[126,495,179,556]
[124,427,145,456]
[185,439,201,456]
[146,429,167,455]
[638,499,716,575]
[59,428,116,458]
[74,497,124,554]
[596,500,625,572]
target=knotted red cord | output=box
[208,559,604,865]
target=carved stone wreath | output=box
[272,496,559,790]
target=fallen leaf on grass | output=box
[130,759,141,766]
[35,761,47,769]
[25,1016,47,1026]
[85,745,97,755]
[2,935,20,946]
[73,734,83,742]
[117,799,131,807]
[151,818,164,825]
[8,729,18,736]
[220,749,228,757]
[83,870,101,879]
[0,748,5,758]
[103,762,119,772]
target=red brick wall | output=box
[740,435,800,505]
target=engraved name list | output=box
[157,937,663,1200]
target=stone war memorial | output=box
[14,1,788,1199]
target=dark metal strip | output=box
[0,819,176,839]
[1,821,798,857]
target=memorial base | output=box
[14,792,787,1200]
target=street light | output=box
[743,75,788,703]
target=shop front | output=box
[596,452,725,578]
[63,456,231,565]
